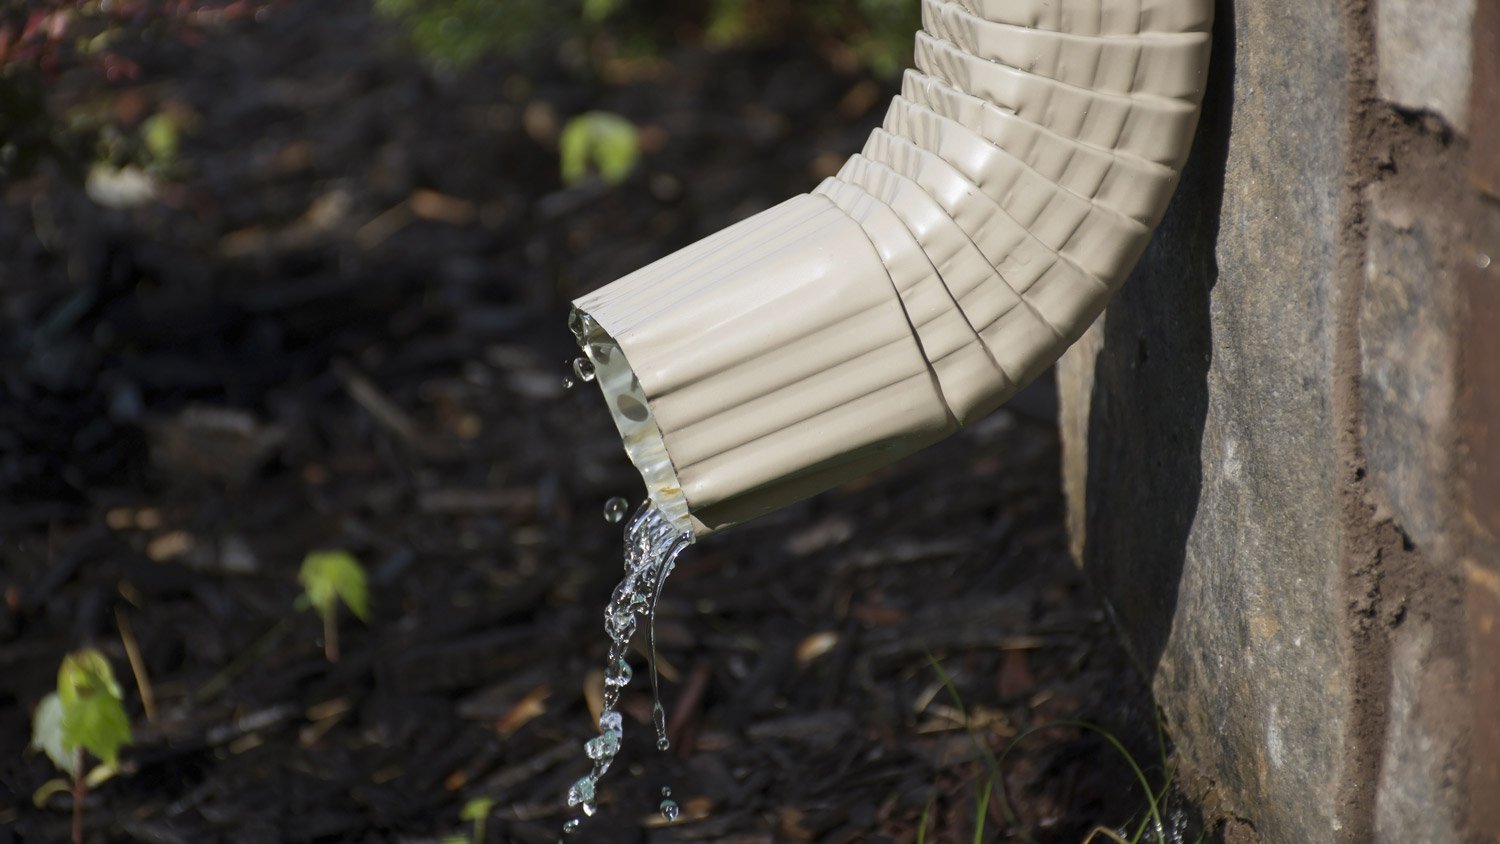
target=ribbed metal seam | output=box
[574,0,1212,536]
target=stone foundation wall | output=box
[1057,1,1499,841]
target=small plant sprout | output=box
[559,112,640,187]
[438,796,495,844]
[30,649,134,844]
[298,550,371,663]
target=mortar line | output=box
[1332,1,1393,840]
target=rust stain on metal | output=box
[1466,560,1500,833]
[1472,0,1500,198]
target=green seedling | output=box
[439,797,495,844]
[298,550,370,663]
[30,649,134,844]
[559,111,640,187]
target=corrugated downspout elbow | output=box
[574,0,1214,538]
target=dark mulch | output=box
[0,3,1179,841]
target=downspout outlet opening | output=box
[570,308,694,536]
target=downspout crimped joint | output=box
[574,0,1214,538]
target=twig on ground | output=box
[115,608,156,722]
[333,359,449,458]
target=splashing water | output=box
[564,502,692,829]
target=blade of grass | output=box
[194,618,292,703]
[924,652,1035,844]
[1126,706,1181,844]
[1130,765,1175,843]
[917,788,935,844]
[999,720,1166,844]
[973,773,994,844]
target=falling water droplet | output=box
[567,775,596,807]
[563,376,576,390]
[1479,253,1493,270]
[603,496,630,524]
[573,356,596,383]
[585,731,621,761]
[563,819,581,834]
[652,702,669,751]
[606,658,633,686]
[660,799,680,823]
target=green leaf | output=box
[56,649,132,769]
[57,650,124,706]
[84,763,119,788]
[559,112,640,187]
[141,112,180,165]
[30,693,76,777]
[706,0,751,46]
[581,0,623,24]
[32,777,72,808]
[459,796,494,822]
[299,550,371,622]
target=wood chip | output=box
[305,698,350,721]
[410,189,476,225]
[795,631,840,666]
[584,669,604,728]
[146,530,195,561]
[997,649,1037,701]
[495,685,550,737]
[784,518,854,556]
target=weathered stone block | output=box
[1376,0,1475,130]
[1373,618,1465,844]
[1357,185,1473,844]
[1359,186,1462,558]
[1058,2,1353,840]
[1062,3,1490,841]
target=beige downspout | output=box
[573,0,1213,538]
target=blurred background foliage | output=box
[1,1,280,182]
[368,0,918,184]
[373,0,920,77]
[3,0,917,188]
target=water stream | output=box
[563,501,693,833]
